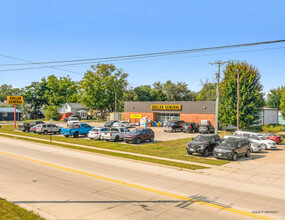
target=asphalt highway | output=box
[0,136,283,220]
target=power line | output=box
[0,53,82,75]
[1,39,285,68]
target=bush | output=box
[45,106,61,121]
[262,124,285,133]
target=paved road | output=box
[0,137,283,220]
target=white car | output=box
[224,135,262,152]
[233,131,276,150]
[88,127,110,140]
[66,117,80,126]
[112,121,132,128]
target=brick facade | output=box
[180,113,215,126]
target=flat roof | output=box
[0,107,21,113]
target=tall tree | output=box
[196,79,216,101]
[44,75,79,106]
[267,86,284,109]
[280,87,285,120]
[24,80,49,118]
[0,84,23,102]
[219,61,264,128]
[163,80,196,101]
[80,64,128,113]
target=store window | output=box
[157,113,180,125]
[3,112,8,117]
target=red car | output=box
[262,133,283,144]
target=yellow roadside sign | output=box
[7,96,24,105]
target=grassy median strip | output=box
[0,125,228,166]
[0,133,209,170]
[0,198,44,220]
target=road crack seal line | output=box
[0,150,273,220]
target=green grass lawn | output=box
[0,125,229,166]
[0,198,44,220]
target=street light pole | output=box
[115,91,117,112]
[236,69,240,131]
[210,61,229,134]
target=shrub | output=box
[262,124,285,133]
[45,106,61,121]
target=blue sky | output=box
[0,0,284,92]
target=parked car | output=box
[88,127,110,140]
[61,123,93,138]
[35,124,62,135]
[213,137,251,161]
[66,117,80,126]
[101,127,130,142]
[186,134,221,157]
[262,132,283,144]
[124,128,154,144]
[224,135,261,152]
[182,122,199,133]
[112,121,132,128]
[18,122,30,132]
[104,120,118,128]
[163,120,185,132]
[199,125,215,134]
[28,121,45,132]
[30,124,43,133]
[233,131,276,150]
[64,115,81,122]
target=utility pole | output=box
[115,91,117,112]
[210,61,229,134]
[236,69,240,131]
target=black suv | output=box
[199,125,215,134]
[186,134,221,157]
[213,137,251,161]
[163,120,185,132]
[182,122,199,133]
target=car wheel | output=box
[73,132,79,138]
[136,138,141,144]
[172,129,175,132]
[90,138,94,140]
[114,136,119,142]
[245,149,250,157]
[149,136,154,142]
[187,150,193,155]
[64,135,69,138]
[43,131,48,135]
[232,153,238,161]
[203,148,209,157]
[261,144,267,150]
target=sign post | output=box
[7,96,24,129]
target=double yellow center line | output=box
[0,150,273,220]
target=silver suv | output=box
[35,124,61,135]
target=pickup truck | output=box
[101,127,130,142]
[61,123,93,138]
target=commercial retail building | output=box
[124,101,215,125]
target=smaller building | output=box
[0,107,21,121]
[258,108,279,125]
[59,103,89,120]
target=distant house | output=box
[59,103,89,120]
[0,107,21,121]
[258,107,279,125]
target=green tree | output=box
[44,75,79,106]
[80,64,128,113]
[219,61,264,128]
[24,80,49,118]
[0,84,23,102]
[45,106,61,120]
[280,87,285,120]
[163,80,196,101]
[196,79,216,101]
[267,86,284,109]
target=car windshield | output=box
[257,135,267,140]
[220,140,237,149]
[91,128,99,132]
[194,135,211,142]
[130,129,142,134]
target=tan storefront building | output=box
[124,101,215,126]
